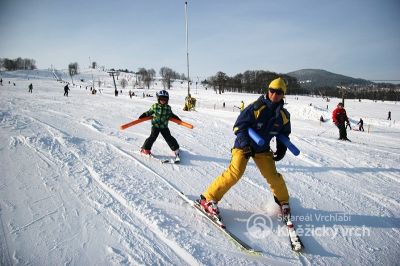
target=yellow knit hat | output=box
[268,77,287,94]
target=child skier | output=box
[139,90,181,159]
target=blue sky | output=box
[1,0,399,81]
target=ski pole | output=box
[248,128,300,156]
[170,118,194,129]
[120,116,194,130]
[248,128,265,146]
[276,134,300,156]
[119,116,152,130]
[317,127,331,137]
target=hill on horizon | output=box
[287,69,372,89]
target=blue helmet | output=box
[156,90,169,99]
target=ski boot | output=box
[140,148,152,156]
[173,149,180,163]
[199,195,221,220]
[280,203,291,222]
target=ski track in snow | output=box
[3,109,198,265]
[0,70,399,265]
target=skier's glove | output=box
[139,113,147,119]
[273,140,287,161]
[242,145,254,159]
[171,114,182,121]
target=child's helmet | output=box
[156,90,169,99]
[156,90,169,103]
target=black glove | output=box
[139,113,147,119]
[242,145,254,159]
[171,114,181,121]
[273,140,287,161]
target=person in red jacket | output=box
[332,102,350,141]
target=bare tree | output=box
[144,68,155,89]
[159,67,179,90]
[120,78,128,89]
[211,71,229,94]
[148,68,156,79]
[68,62,79,84]
[1,57,36,70]
[136,68,147,87]
[136,68,155,89]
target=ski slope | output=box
[0,69,399,265]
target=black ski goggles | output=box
[269,89,284,95]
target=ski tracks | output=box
[44,136,198,265]
[1,108,198,265]
[282,134,400,264]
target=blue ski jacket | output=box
[233,95,291,153]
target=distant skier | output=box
[198,77,292,220]
[357,118,364,131]
[0,78,3,85]
[28,83,33,93]
[64,84,70,97]
[239,100,245,111]
[387,111,391,120]
[139,90,181,159]
[332,102,350,141]
[183,94,196,111]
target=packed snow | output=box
[0,69,399,265]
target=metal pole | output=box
[185,1,190,96]
[89,56,95,90]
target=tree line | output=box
[203,70,399,101]
[102,63,400,102]
[203,70,300,94]
[317,84,400,102]
[127,66,186,90]
[2,57,397,101]
[0,57,37,70]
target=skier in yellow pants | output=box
[199,77,291,219]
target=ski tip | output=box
[291,242,304,252]
[161,159,179,164]
[293,247,303,252]
[249,250,264,256]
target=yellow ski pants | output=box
[203,148,289,204]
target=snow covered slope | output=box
[0,70,399,265]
